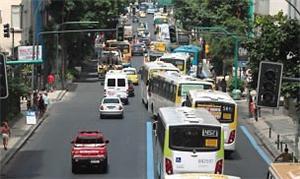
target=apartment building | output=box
[255,0,300,19]
[0,0,23,56]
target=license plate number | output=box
[90,160,100,164]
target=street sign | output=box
[26,111,37,125]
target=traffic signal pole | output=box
[194,27,240,98]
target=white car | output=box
[99,96,124,119]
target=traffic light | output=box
[205,44,210,54]
[256,61,283,108]
[0,53,8,99]
[117,26,124,41]
[3,24,10,38]
[169,25,177,43]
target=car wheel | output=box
[120,114,124,119]
[100,114,104,119]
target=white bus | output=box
[154,107,224,179]
[185,90,238,152]
[140,61,179,108]
[148,71,213,116]
[157,52,192,75]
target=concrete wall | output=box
[21,0,32,45]
[0,0,22,55]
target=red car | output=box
[71,131,109,173]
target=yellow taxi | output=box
[122,67,139,85]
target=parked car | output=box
[132,43,145,56]
[71,131,109,173]
[99,96,124,119]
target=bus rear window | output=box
[195,102,235,123]
[179,84,212,96]
[169,125,221,152]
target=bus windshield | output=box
[160,58,185,71]
[169,125,221,151]
[195,102,235,123]
[179,84,212,96]
[149,69,178,78]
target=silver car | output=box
[99,97,124,119]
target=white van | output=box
[104,70,129,104]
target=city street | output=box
[1,53,269,179]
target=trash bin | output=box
[232,89,241,100]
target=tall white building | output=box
[255,0,300,19]
[0,0,23,56]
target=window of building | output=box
[11,5,22,30]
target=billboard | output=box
[18,45,42,61]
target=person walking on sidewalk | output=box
[1,121,11,150]
[274,148,293,162]
[38,93,45,118]
[43,92,50,112]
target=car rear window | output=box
[107,79,115,87]
[76,137,103,144]
[118,79,126,87]
[103,98,120,103]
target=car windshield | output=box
[76,136,103,144]
[103,98,120,103]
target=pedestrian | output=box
[274,148,293,162]
[43,92,50,112]
[1,121,11,150]
[47,73,55,92]
[38,93,45,118]
[220,76,227,92]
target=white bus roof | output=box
[154,71,213,86]
[159,52,190,61]
[188,90,236,104]
[143,61,179,71]
[269,162,300,179]
[159,107,221,127]
[164,173,241,179]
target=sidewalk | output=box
[237,99,300,162]
[0,90,67,166]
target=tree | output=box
[174,0,250,76]
[247,12,300,98]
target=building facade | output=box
[255,0,300,19]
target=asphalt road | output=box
[1,14,269,179]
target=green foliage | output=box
[247,12,300,98]
[174,0,250,75]
[228,77,245,92]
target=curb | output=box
[0,90,67,166]
[0,113,48,166]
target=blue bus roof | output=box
[173,45,202,53]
